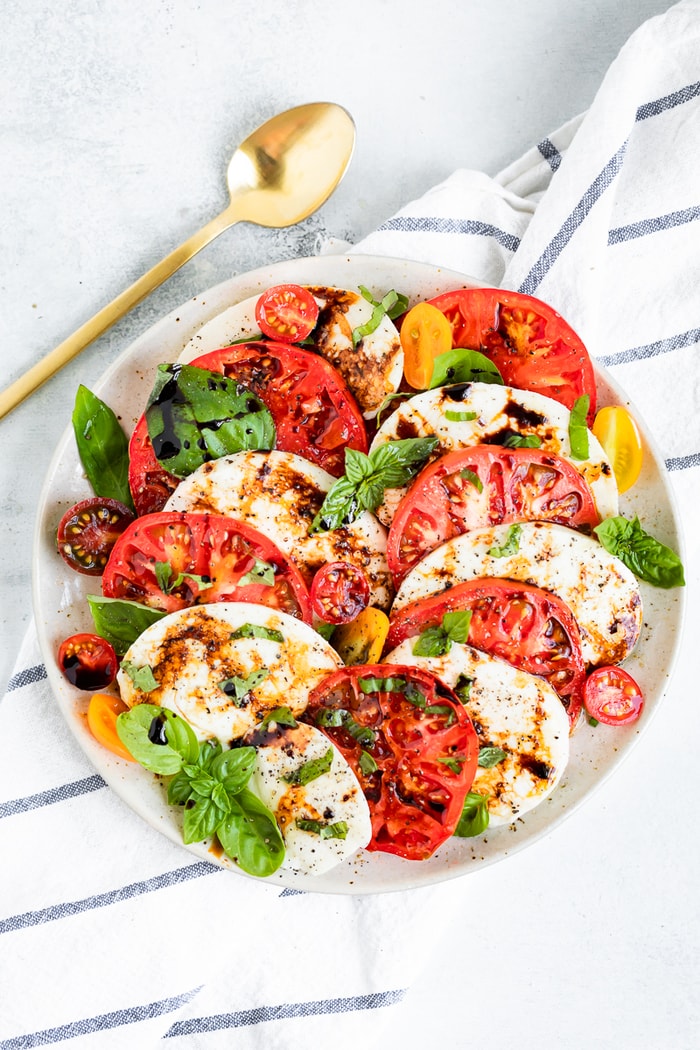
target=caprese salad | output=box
[54,279,685,880]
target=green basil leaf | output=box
[216,788,285,876]
[359,750,379,775]
[352,286,408,346]
[412,625,450,658]
[296,818,349,840]
[155,561,212,595]
[358,675,408,694]
[453,791,490,837]
[120,660,159,693]
[283,747,334,786]
[487,523,522,558]
[594,515,685,588]
[454,674,473,702]
[429,351,503,389]
[459,468,483,493]
[478,746,507,768]
[182,794,224,844]
[375,391,412,425]
[259,706,298,729]
[314,707,347,728]
[86,595,166,657]
[161,710,200,765]
[230,624,284,644]
[501,432,542,448]
[239,558,276,587]
[115,705,185,775]
[208,746,256,794]
[568,395,590,460]
[145,363,275,478]
[167,770,194,806]
[437,755,466,774]
[315,621,336,642]
[72,385,134,509]
[443,610,472,645]
[444,409,477,422]
[219,669,269,706]
[308,475,361,534]
[425,704,456,725]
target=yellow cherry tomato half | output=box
[400,302,453,389]
[332,607,390,666]
[87,693,135,762]
[592,405,643,494]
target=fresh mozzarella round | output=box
[164,449,393,610]
[178,285,403,419]
[392,521,643,667]
[369,382,619,524]
[244,720,371,876]
[386,638,570,826]
[116,603,342,743]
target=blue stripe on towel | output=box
[537,138,562,172]
[0,774,106,820]
[666,452,700,471]
[377,215,521,253]
[608,205,700,244]
[7,664,47,692]
[595,326,700,368]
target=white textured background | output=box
[2,3,697,1047]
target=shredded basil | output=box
[445,409,478,422]
[218,669,269,705]
[283,747,334,786]
[352,286,408,347]
[239,558,276,587]
[230,624,284,644]
[296,818,349,840]
[502,432,542,449]
[459,468,483,493]
[568,394,590,460]
[487,524,522,558]
[120,660,159,693]
[478,746,507,768]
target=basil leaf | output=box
[283,747,334,786]
[239,558,276,587]
[168,770,194,806]
[429,351,503,389]
[478,746,507,768]
[259,706,298,729]
[352,286,408,346]
[308,476,361,534]
[425,704,456,725]
[358,675,408,694]
[120,660,159,692]
[454,674,473,702]
[155,561,212,595]
[145,363,275,478]
[72,386,134,509]
[359,750,378,775]
[230,624,284,644]
[437,755,466,774]
[209,746,256,794]
[453,791,490,837]
[86,595,166,656]
[444,409,477,422]
[412,625,450,658]
[594,515,685,588]
[315,621,336,642]
[219,669,269,706]
[217,788,285,877]
[182,794,225,844]
[115,705,186,775]
[459,468,483,493]
[314,707,346,728]
[501,432,542,449]
[375,391,412,425]
[568,395,590,460]
[487,524,522,558]
[443,610,472,644]
[296,818,349,840]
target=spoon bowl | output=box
[0,102,356,419]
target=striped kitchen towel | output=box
[1,1,698,1046]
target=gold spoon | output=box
[0,101,355,420]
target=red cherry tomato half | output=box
[102,510,312,622]
[310,561,371,625]
[56,497,135,575]
[128,414,180,516]
[387,445,600,582]
[427,288,597,422]
[255,284,320,343]
[386,578,585,729]
[58,634,118,691]
[584,666,644,726]
[304,664,479,860]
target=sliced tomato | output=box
[58,633,118,691]
[102,511,312,622]
[87,693,135,761]
[189,341,367,477]
[304,664,479,860]
[386,579,585,727]
[310,562,370,625]
[255,284,320,343]
[56,497,135,575]
[427,288,597,421]
[584,666,644,726]
[128,414,180,516]
[387,445,600,581]
[592,405,643,494]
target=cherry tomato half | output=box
[58,634,118,691]
[310,561,370,624]
[592,405,643,494]
[400,302,453,389]
[87,693,135,761]
[56,497,135,575]
[584,666,644,726]
[332,607,390,665]
[255,284,320,343]
[304,664,479,860]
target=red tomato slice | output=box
[304,664,479,860]
[310,562,370,624]
[102,511,312,622]
[189,341,367,477]
[428,288,597,421]
[128,414,180,516]
[56,497,135,575]
[58,633,118,691]
[386,579,585,728]
[255,284,320,343]
[584,666,644,726]
[387,445,600,582]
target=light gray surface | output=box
[2,2,697,1047]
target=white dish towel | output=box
[1,1,699,1047]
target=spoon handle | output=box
[0,208,237,420]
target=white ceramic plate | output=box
[33,254,685,894]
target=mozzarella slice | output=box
[178,285,403,419]
[116,602,342,743]
[245,720,371,876]
[385,638,569,826]
[392,521,642,667]
[370,382,618,524]
[164,449,393,610]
